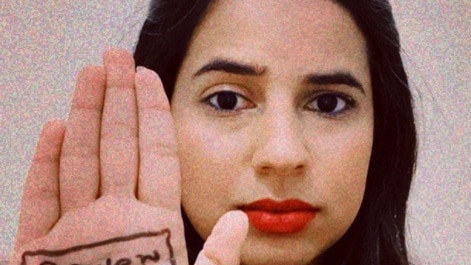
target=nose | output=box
[252,108,309,177]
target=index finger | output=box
[135,66,181,211]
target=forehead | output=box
[177,0,370,93]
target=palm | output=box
[10,49,188,265]
[18,197,186,265]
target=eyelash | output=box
[202,90,356,117]
[202,91,253,114]
[306,92,356,118]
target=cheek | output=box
[176,116,250,238]
[309,123,373,237]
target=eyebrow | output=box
[193,58,267,77]
[193,58,365,94]
[304,72,365,94]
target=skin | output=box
[10,1,372,265]
[172,1,374,264]
[10,50,248,265]
[9,52,190,265]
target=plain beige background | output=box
[1,1,469,264]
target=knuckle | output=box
[141,144,177,160]
[60,149,98,161]
[101,121,138,139]
[32,153,59,164]
[70,103,102,113]
[140,103,170,112]
[78,65,105,79]
[204,250,225,265]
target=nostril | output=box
[256,163,306,177]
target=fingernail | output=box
[136,66,146,73]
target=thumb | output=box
[194,211,249,265]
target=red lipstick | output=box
[240,199,317,234]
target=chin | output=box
[239,229,324,265]
[240,251,317,265]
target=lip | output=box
[239,199,318,234]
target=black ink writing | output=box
[115,258,131,265]
[23,230,175,265]
[136,251,160,264]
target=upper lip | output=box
[239,199,318,213]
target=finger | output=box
[100,48,138,197]
[195,211,249,265]
[135,66,180,210]
[14,120,65,249]
[60,66,105,214]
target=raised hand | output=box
[10,48,249,265]
[10,49,187,265]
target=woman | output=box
[10,0,416,265]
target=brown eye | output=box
[207,91,251,111]
[212,91,238,109]
[307,94,351,115]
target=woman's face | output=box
[172,1,373,264]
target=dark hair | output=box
[134,1,417,264]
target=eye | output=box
[205,90,252,112]
[306,93,353,115]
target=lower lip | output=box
[244,210,316,234]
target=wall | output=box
[1,1,469,264]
